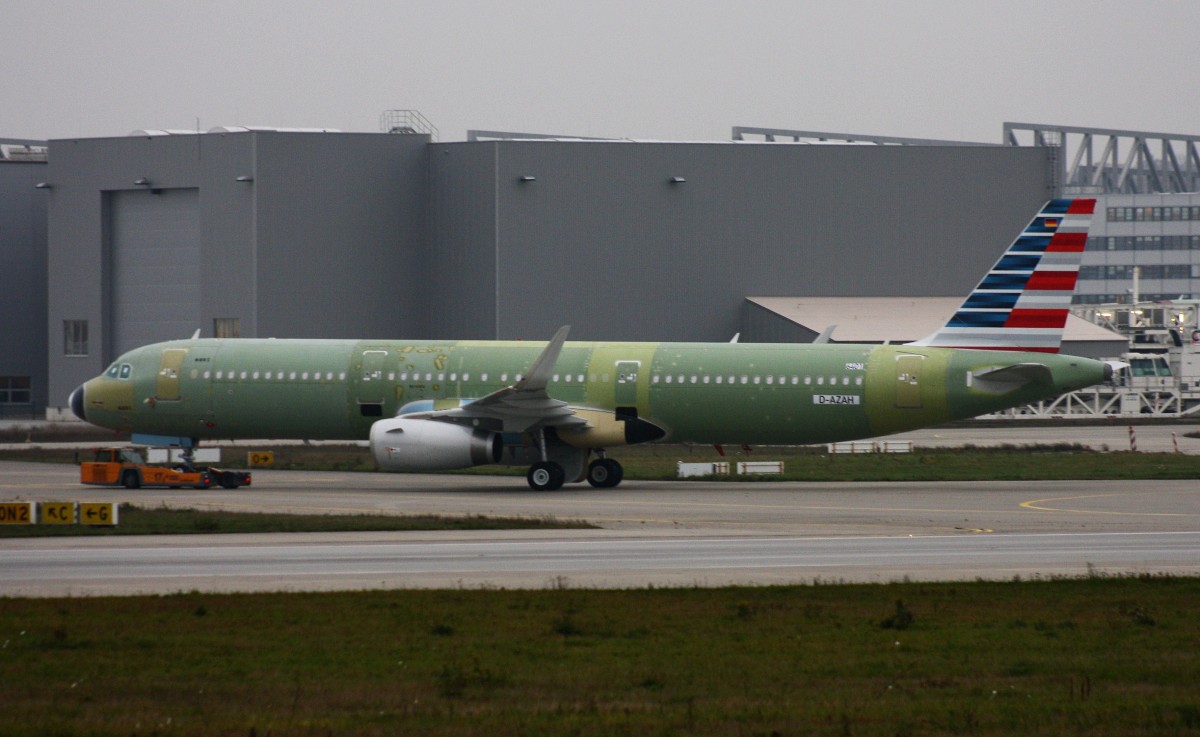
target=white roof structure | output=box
[747,297,1124,345]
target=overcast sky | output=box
[3,0,1197,144]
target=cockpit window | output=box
[104,363,133,379]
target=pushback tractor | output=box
[80,447,252,490]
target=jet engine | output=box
[370,418,501,471]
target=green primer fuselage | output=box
[79,338,1108,446]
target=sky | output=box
[3,0,1198,144]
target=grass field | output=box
[598,443,1200,482]
[0,504,595,538]
[2,577,1198,736]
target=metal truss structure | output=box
[380,110,439,141]
[1004,122,1200,195]
[735,123,1200,195]
[983,386,1200,420]
[730,126,993,146]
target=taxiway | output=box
[1,460,1197,596]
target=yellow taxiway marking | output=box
[1020,492,1196,517]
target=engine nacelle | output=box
[370,418,501,471]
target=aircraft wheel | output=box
[121,471,141,489]
[586,458,624,488]
[219,472,240,490]
[527,462,565,491]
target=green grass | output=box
[1,577,1198,735]
[596,443,1200,481]
[0,504,595,538]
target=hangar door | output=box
[109,189,201,357]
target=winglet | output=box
[909,198,1096,353]
[514,325,570,392]
[813,325,837,344]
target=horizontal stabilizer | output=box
[969,363,1052,394]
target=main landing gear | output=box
[525,457,624,491]
[524,429,624,491]
[527,461,566,491]
[586,457,623,488]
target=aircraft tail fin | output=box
[909,198,1096,353]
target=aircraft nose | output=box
[69,384,86,422]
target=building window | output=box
[1099,205,1200,222]
[63,320,88,356]
[0,377,32,404]
[213,318,241,338]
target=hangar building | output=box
[0,140,48,415]
[42,127,1055,415]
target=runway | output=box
[2,459,1198,595]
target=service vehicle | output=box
[80,447,251,489]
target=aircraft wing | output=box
[407,326,588,433]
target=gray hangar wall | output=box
[427,141,1053,342]
[46,131,428,409]
[0,150,48,413]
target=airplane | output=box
[70,198,1110,490]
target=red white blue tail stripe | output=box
[910,198,1095,353]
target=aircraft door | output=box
[357,350,388,405]
[894,354,924,409]
[156,349,188,401]
[615,361,640,409]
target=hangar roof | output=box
[747,297,1124,344]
